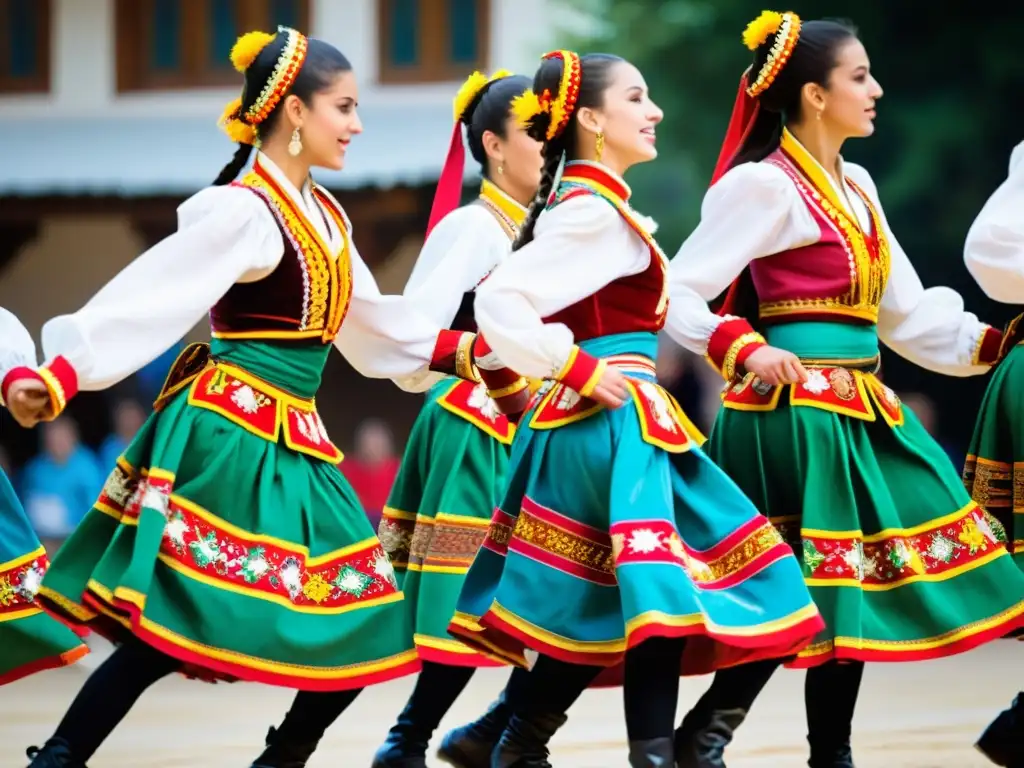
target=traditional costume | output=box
[665,14,1024,765]
[961,139,1024,768]
[13,27,485,768]
[448,133,823,764]
[372,70,529,768]
[0,309,89,686]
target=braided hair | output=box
[213,33,352,186]
[513,53,623,250]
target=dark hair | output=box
[731,19,858,169]
[512,53,624,250]
[213,33,352,186]
[461,75,531,177]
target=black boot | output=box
[25,739,87,768]
[807,742,854,768]
[371,696,430,768]
[490,711,568,768]
[436,694,512,768]
[628,737,675,767]
[674,707,748,768]
[976,693,1024,767]
[249,726,318,768]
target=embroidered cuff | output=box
[972,324,1004,367]
[0,356,78,418]
[473,335,531,416]
[706,318,767,380]
[555,346,605,397]
[430,330,480,383]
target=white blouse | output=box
[964,140,1024,304]
[403,196,520,329]
[667,144,992,377]
[474,190,653,379]
[0,307,38,389]
[36,152,445,393]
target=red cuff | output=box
[472,335,531,415]
[1,356,77,418]
[430,330,479,382]
[1,366,42,406]
[972,325,1004,366]
[556,347,605,397]
[706,318,767,380]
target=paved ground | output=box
[2,639,1019,767]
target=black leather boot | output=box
[674,706,748,767]
[976,693,1024,767]
[807,739,854,767]
[249,726,318,768]
[371,697,430,768]
[628,737,675,767]
[25,739,87,768]
[436,693,512,768]
[490,711,567,768]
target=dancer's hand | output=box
[589,366,629,409]
[5,378,51,428]
[743,346,808,387]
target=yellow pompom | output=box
[230,30,276,73]
[453,68,513,123]
[742,10,784,51]
[218,97,257,145]
[510,89,548,130]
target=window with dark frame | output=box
[0,0,51,94]
[378,0,489,84]
[115,0,309,92]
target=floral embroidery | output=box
[775,506,1007,588]
[0,552,48,614]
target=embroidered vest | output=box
[211,160,353,342]
[542,163,668,340]
[750,148,891,326]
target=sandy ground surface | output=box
[1,637,1019,767]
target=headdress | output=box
[711,11,801,319]
[425,69,514,237]
[511,50,582,142]
[218,26,309,146]
[709,10,802,187]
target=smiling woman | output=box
[444,49,823,768]
[7,24,496,768]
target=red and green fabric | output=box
[378,378,511,667]
[0,468,88,685]
[36,339,419,691]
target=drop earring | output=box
[595,131,605,163]
[497,163,504,175]
[288,128,303,156]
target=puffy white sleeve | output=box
[39,186,284,390]
[332,236,447,393]
[846,164,994,376]
[964,141,1024,303]
[403,205,507,328]
[0,307,38,387]
[474,195,649,379]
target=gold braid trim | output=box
[722,332,766,381]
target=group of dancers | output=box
[1,9,1022,768]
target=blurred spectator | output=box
[99,398,147,469]
[900,391,961,469]
[134,340,186,402]
[19,417,104,551]
[341,418,400,529]
[656,335,708,433]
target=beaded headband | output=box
[743,11,801,98]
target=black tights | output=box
[52,638,180,762]
[623,637,688,740]
[387,660,477,738]
[514,655,603,716]
[50,638,367,762]
[688,657,864,750]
